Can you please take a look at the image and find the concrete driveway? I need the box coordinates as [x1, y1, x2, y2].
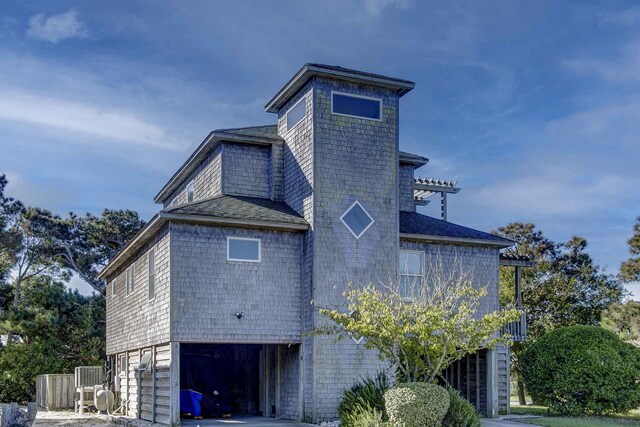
[181, 415, 314, 426]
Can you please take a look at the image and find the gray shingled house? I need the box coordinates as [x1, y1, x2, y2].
[99, 64, 526, 426]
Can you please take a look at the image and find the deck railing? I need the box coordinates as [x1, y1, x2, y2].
[501, 307, 527, 342]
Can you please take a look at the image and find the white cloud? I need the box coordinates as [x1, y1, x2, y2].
[599, 6, 640, 26]
[68, 274, 96, 296]
[470, 169, 634, 217]
[564, 39, 640, 83]
[546, 101, 640, 148]
[0, 90, 183, 150]
[26, 9, 88, 44]
[362, 0, 411, 17]
[626, 282, 640, 301]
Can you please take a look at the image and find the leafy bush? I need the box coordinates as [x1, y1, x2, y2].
[522, 325, 640, 416]
[384, 382, 450, 427]
[339, 372, 390, 427]
[442, 389, 480, 427]
[350, 407, 388, 427]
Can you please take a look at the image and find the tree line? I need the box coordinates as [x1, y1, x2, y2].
[0, 174, 144, 402]
[493, 222, 640, 404]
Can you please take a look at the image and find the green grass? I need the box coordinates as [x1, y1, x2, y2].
[518, 417, 640, 427]
[510, 405, 549, 416]
[510, 406, 640, 427]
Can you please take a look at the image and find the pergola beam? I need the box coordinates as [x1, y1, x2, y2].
[414, 183, 461, 194]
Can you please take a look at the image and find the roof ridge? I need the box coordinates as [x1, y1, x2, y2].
[163, 193, 227, 212]
[218, 124, 277, 132]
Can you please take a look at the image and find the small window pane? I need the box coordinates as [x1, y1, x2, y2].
[148, 249, 155, 300]
[341, 202, 374, 239]
[399, 276, 413, 298]
[126, 267, 134, 295]
[228, 238, 260, 262]
[187, 181, 195, 203]
[287, 99, 306, 130]
[332, 93, 381, 120]
[400, 252, 422, 275]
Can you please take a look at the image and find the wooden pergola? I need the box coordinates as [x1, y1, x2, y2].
[413, 177, 460, 221]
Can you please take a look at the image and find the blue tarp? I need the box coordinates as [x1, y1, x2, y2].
[180, 389, 203, 417]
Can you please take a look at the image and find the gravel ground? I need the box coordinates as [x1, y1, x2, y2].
[34, 410, 114, 427]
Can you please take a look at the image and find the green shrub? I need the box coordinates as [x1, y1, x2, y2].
[350, 407, 389, 427]
[442, 389, 480, 427]
[339, 372, 390, 427]
[384, 382, 450, 427]
[522, 325, 640, 416]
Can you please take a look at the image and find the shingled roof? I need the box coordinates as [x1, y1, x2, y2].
[265, 63, 415, 112]
[400, 211, 513, 247]
[99, 196, 308, 280]
[218, 125, 281, 141]
[164, 195, 307, 226]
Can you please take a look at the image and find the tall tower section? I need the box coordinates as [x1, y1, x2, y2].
[266, 64, 415, 421]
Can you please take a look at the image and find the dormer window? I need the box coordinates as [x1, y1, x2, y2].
[286, 97, 306, 131]
[187, 181, 195, 203]
[331, 91, 381, 121]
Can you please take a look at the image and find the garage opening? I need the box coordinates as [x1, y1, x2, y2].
[180, 343, 301, 421]
[181, 343, 263, 419]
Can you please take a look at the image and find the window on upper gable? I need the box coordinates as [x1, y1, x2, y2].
[286, 97, 306, 131]
[227, 237, 261, 262]
[126, 266, 134, 295]
[340, 201, 374, 239]
[148, 248, 155, 301]
[187, 181, 195, 203]
[399, 250, 424, 299]
[331, 91, 382, 121]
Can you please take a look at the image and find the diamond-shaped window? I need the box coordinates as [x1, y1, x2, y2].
[340, 201, 374, 239]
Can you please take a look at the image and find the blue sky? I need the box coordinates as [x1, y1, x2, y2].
[0, 1, 638, 298]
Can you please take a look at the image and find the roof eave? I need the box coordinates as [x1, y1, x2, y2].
[399, 152, 429, 168]
[98, 214, 164, 280]
[265, 64, 416, 113]
[98, 212, 309, 280]
[153, 130, 283, 204]
[159, 212, 309, 231]
[400, 232, 514, 248]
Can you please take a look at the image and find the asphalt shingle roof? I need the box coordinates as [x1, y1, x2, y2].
[218, 125, 281, 141]
[164, 195, 308, 226]
[400, 211, 513, 244]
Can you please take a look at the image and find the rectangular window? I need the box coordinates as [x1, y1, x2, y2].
[227, 237, 261, 262]
[187, 181, 195, 203]
[126, 266, 134, 295]
[148, 248, 155, 301]
[111, 279, 116, 297]
[119, 354, 127, 374]
[331, 91, 382, 120]
[399, 250, 424, 299]
[286, 97, 306, 131]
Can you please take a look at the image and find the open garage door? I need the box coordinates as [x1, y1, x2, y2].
[180, 343, 300, 421]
